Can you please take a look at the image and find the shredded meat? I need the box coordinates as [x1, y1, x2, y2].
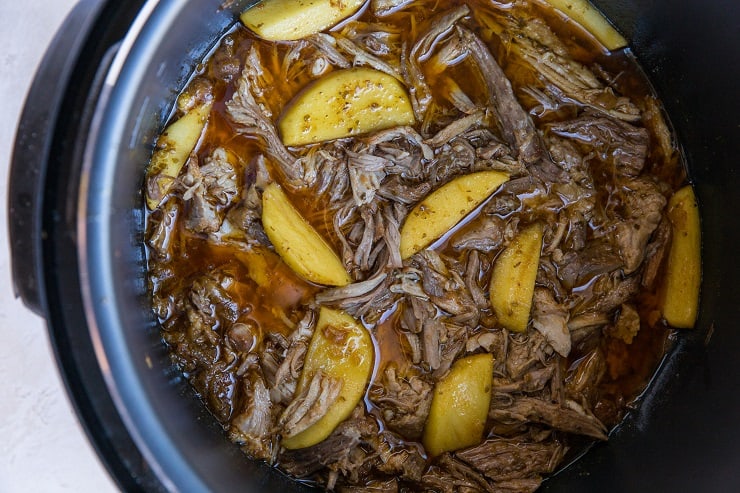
[230, 373, 272, 460]
[369, 364, 432, 439]
[456, 437, 564, 484]
[146, 1, 688, 491]
[457, 26, 543, 166]
[531, 288, 571, 357]
[490, 396, 608, 440]
[279, 370, 343, 439]
[548, 112, 650, 177]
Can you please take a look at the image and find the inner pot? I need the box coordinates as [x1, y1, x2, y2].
[75, 0, 740, 491]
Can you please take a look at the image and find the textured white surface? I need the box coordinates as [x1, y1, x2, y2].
[0, 1, 118, 492]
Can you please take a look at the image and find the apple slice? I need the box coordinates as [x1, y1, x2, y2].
[240, 0, 366, 42]
[489, 223, 543, 333]
[261, 183, 351, 286]
[279, 67, 415, 146]
[400, 171, 510, 259]
[423, 353, 494, 457]
[661, 185, 701, 328]
[543, 0, 627, 50]
[145, 102, 212, 210]
[281, 307, 374, 449]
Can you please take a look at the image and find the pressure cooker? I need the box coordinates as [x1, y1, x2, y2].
[8, 0, 740, 491]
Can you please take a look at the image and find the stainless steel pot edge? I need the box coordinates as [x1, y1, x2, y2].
[78, 1, 201, 491]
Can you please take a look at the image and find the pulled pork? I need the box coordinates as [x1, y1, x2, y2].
[146, 0, 685, 492]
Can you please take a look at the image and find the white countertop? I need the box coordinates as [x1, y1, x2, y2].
[0, 1, 118, 491]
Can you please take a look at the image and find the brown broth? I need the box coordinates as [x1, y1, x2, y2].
[147, 0, 688, 488]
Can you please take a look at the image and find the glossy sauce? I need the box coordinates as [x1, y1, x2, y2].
[147, 0, 686, 484]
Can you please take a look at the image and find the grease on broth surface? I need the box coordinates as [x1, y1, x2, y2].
[145, 0, 698, 490]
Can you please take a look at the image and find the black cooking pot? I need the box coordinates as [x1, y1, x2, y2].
[8, 0, 740, 491]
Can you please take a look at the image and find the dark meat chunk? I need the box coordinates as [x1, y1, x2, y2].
[430, 138, 478, 184]
[464, 250, 489, 310]
[484, 175, 547, 217]
[574, 272, 641, 316]
[434, 323, 468, 378]
[262, 311, 315, 406]
[451, 215, 506, 253]
[531, 288, 571, 357]
[339, 479, 398, 493]
[497, 16, 641, 122]
[423, 454, 496, 493]
[566, 347, 607, 406]
[375, 431, 427, 481]
[458, 26, 543, 166]
[613, 178, 667, 273]
[548, 112, 650, 177]
[230, 372, 273, 460]
[547, 136, 593, 188]
[505, 330, 549, 380]
[182, 148, 238, 234]
[377, 175, 432, 204]
[218, 154, 271, 246]
[189, 273, 240, 325]
[493, 365, 555, 394]
[369, 364, 432, 439]
[315, 271, 396, 323]
[181, 157, 219, 234]
[280, 413, 375, 481]
[405, 5, 470, 121]
[346, 151, 387, 207]
[146, 199, 179, 261]
[556, 240, 623, 290]
[490, 396, 608, 440]
[641, 216, 672, 288]
[455, 437, 564, 483]
[280, 408, 426, 486]
[418, 251, 478, 324]
[194, 358, 239, 423]
[226, 321, 259, 353]
[426, 110, 486, 148]
[210, 34, 243, 82]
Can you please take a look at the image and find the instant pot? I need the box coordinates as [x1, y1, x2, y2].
[8, 0, 740, 491]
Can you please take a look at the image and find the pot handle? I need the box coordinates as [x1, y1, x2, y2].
[8, 0, 107, 315]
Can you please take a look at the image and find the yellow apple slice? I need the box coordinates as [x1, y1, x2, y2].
[489, 223, 543, 333]
[423, 353, 494, 457]
[282, 307, 374, 449]
[661, 185, 701, 328]
[145, 102, 212, 210]
[262, 183, 351, 286]
[240, 0, 366, 42]
[543, 0, 627, 50]
[399, 171, 510, 259]
[279, 67, 415, 146]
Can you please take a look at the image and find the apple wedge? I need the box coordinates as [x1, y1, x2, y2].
[281, 307, 374, 449]
[423, 353, 494, 457]
[145, 102, 212, 210]
[399, 171, 510, 259]
[489, 223, 543, 333]
[240, 0, 365, 42]
[543, 0, 627, 50]
[279, 67, 415, 146]
[661, 185, 701, 328]
[262, 183, 352, 286]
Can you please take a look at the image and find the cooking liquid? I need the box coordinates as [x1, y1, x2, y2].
[147, 0, 686, 484]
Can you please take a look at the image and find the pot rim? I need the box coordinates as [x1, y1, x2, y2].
[78, 1, 210, 491]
